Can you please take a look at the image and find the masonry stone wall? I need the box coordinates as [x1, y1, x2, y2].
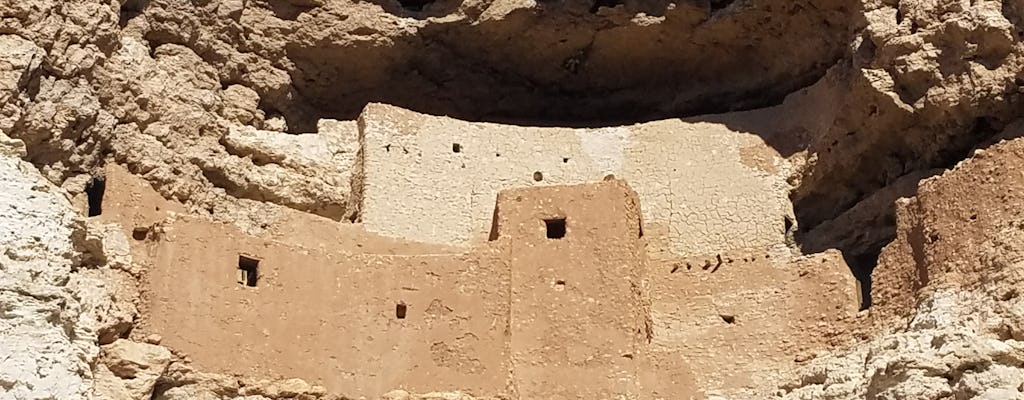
[357, 103, 792, 257]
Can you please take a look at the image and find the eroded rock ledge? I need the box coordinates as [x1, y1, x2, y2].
[4, 0, 1024, 399]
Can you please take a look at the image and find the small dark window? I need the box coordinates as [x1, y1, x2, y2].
[545, 218, 566, 239]
[85, 176, 106, 217]
[719, 314, 736, 324]
[452, 143, 462, 153]
[131, 227, 148, 241]
[562, 157, 570, 163]
[238, 256, 259, 287]
[396, 302, 407, 319]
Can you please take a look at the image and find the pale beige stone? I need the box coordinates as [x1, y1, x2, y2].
[95, 340, 173, 400]
[359, 103, 791, 257]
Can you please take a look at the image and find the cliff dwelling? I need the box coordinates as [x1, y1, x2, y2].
[6, 1, 1024, 399]
[86, 106, 858, 399]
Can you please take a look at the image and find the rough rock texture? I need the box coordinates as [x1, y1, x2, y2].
[789, 0, 1024, 264]
[781, 289, 1024, 400]
[781, 137, 1024, 400]
[201, 121, 359, 220]
[5, 0, 1024, 398]
[0, 0, 847, 233]
[93, 340, 173, 400]
[0, 0, 1019, 253]
[0, 134, 91, 399]
[0, 134, 142, 400]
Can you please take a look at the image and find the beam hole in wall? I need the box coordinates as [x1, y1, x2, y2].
[237, 255, 259, 287]
[85, 176, 106, 217]
[719, 314, 736, 324]
[563, 157, 570, 163]
[132, 227, 148, 241]
[396, 302, 408, 319]
[452, 143, 462, 153]
[533, 171, 544, 182]
[554, 279, 566, 291]
[545, 218, 567, 239]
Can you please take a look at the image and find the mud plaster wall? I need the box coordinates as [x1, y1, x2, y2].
[118, 171, 859, 398]
[358, 104, 793, 257]
[142, 218, 510, 396]
[498, 181, 649, 399]
[138, 180, 652, 398]
[646, 250, 859, 396]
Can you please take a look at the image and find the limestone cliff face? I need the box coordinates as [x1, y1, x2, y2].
[3, 0, 1024, 399]
[782, 139, 1024, 400]
[0, 133, 141, 400]
[0, 135, 93, 399]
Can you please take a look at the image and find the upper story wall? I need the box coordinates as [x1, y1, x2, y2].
[357, 103, 793, 257]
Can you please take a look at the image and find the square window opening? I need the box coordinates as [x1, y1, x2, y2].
[545, 218, 567, 239]
[238, 255, 259, 287]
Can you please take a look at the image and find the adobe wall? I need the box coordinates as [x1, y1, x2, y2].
[129, 176, 658, 398]
[357, 103, 793, 257]
[139, 216, 511, 396]
[101, 163, 857, 399]
[646, 249, 859, 396]
[496, 180, 650, 398]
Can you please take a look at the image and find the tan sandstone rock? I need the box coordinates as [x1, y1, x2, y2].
[93, 340, 173, 400]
